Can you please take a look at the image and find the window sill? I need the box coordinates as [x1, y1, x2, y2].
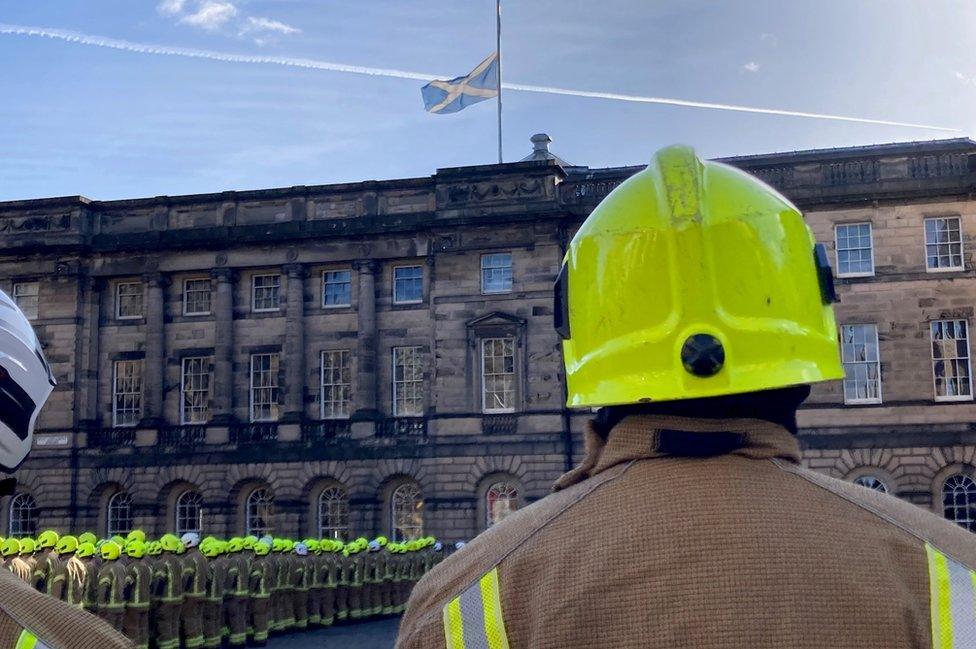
[842, 399, 882, 406]
[836, 272, 875, 279]
[934, 396, 974, 403]
[925, 267, 966, 274]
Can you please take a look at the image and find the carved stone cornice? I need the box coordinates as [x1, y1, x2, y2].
[352, 259, 380, 275]
[210, 267, 237, 283]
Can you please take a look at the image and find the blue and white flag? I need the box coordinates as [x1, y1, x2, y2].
[421, 53, 499, 114]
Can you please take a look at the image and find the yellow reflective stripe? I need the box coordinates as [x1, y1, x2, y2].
[928, 543, 954, 649]
[443, 597, 465, 649]
[14, 630, 37, 649]
[442, 567, 509, 649]
[925, 542, 976, 649]
[479, 568, 510, 649]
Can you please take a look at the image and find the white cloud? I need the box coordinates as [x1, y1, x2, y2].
[179, 1, 238, 31]
[955, 71, 974, 85]
[760, 32, 778, 47]
[240, 16, 301, 37]
[157, 0, 187, 16]
[742, 61, 760, 73]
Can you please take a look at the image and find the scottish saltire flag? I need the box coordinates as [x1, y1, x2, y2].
[422, 53, 499, 114]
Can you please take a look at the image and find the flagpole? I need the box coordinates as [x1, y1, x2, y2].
[496, 0, 503, 164]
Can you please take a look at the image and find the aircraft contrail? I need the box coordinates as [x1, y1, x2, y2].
[0, 23, 961, 133]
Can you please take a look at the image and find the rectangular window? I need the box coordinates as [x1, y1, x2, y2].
[321, 350, 352, 419]
[834, 223, 874, 277]
[925, 216, 964, 271]
[116, 282, 143, 319]
[113, 359, 142, 427]
[481, 253, 513, 294]
[182, 278, 212, 316]
[840, 324, 881, 404]
[181, 356, 212, 424]
[393, 266, 423, 304]
[12, 282, 39, 320]
[482, 337, 516, 412]
[392, 346, 423, 416]
[249, 353, 280, 421]
[252, 274, 281, 312]
[323, 270, 352, 308]
[932, 320, 973, 401]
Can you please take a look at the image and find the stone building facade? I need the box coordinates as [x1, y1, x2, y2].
[2, 136, 976, 542]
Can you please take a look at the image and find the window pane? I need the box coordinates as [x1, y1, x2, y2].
[931, 320, 972, 399]
[481, 253, 513, 293]
[482, 338, 516, 412]
[113, 360, 143, 427]
[8, 494, 37, 537]
[318, 485, 349, 540]
[252, 274, 281, 311]
[393, 266, 423, 303]
[246, 488, 274, 537]
[925, 217, 964, 270]
[107, 492, 133, 537]
[321, 350, 351, 418]
[853, 476, 888, 493]
[183, 279, 212, 315]
[834, 224, 874, 276]
[486, 482, 518, 527]
[116, 282, 143, 319]
[840, 324, 881, 403]
[181, 357, 212, 424]
[391, 483, 423, 542]
[12, 282, 39, 320]
[323, 270, 352, 307]
[393, 347, 424, 416]
[943, 474, 976, 532]
[250, 354, 280, 421]
[175, 490, 203, 536]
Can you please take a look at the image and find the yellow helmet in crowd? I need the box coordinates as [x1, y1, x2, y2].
[555, 144, 844, 407]
[124, 540, 145, 559]
[159, 534, 182, 553]
[146, 541, 163, 556]
[1, 538, 19, 557]
[76, 542, 96, 558]
[101, 541, 121, 561]
[36, 530, 59, 549]
[78, 532, 97, 546]
[55, 535, 78, 555]
[19, 538, 35, 555]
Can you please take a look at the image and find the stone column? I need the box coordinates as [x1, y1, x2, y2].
[142, 272, 166, 426]
[283, 263, 306, 422]
[352, 260, 379, 418]
[210, 268, 236, 424]
[79, 276, 103, 428]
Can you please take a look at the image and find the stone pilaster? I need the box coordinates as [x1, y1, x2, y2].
[210, 268, 236, 424]
[78, 276, 102, 428]
[353, 260, 379, 419]
[283, 263, 306, 422]
[142, 272, 166, 426]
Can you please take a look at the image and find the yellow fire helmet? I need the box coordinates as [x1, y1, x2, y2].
[36, 530, 59, 549]
[253, 541, 270, 556]
[126, 530, 146, 544]
[101, 541, 122, 561]
[78, 532, 97, 546]
[556, 144, 844, 407]
[1, 538, 19, 557]
[146, 541, 163, 556]
[18, 538, 35, 555]
[75, 542, 96, 559]
[201, 542, 220, 559]
[55, 535, 78, 555]
[124, 540, 145, 559]
[159, 533, 183, 553]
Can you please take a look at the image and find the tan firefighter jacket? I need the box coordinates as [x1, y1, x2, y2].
[397, 415, 976, 649]
[0, 564, 132, 649]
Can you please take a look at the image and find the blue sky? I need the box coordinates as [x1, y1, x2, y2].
[1, 1, 975, 201]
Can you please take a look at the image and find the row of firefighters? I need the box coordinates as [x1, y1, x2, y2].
[0, 529, 449, 649]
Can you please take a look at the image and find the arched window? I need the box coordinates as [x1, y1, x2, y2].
[246, 488, 275, 537]
[390, 482, 423, 542]
[943, 474, 976, 531]
[318, 485, 349, 540]
[8, 494, 37, 537]
[175, 490, 203, 536]
[853, 475, 888, 494]
[486, 481, 519, 527]
[106, 492, 133, 537]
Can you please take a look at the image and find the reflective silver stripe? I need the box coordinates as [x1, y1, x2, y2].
[948, 555, 976, 647]
[457, 579, 488, 649]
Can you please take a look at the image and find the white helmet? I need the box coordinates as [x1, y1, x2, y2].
[0, 290, 54, 472]
[180, 532, 201, 549]
[294, 542, 308, 556]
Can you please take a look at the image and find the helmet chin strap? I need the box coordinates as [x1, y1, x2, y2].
[0, 477, 15, 497]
